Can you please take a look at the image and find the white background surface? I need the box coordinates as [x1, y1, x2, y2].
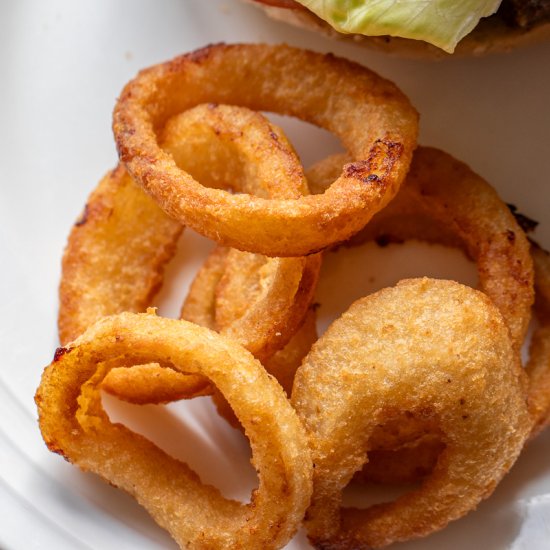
[1, 1, 550, 548]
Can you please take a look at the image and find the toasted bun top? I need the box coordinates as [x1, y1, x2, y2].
[250, 1, 550, 58]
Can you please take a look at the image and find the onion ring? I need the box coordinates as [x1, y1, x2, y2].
[212, 249, 320, 361]
[112, 43, 418, 256]
[357, 246, 548, 485]
[292, 278, 530, 548]
[36, 311, 313, 550]
[60, 105, 319, 363]
[58, 164, 182, 345]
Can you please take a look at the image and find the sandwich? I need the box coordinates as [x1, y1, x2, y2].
[248, 0, 550, 57]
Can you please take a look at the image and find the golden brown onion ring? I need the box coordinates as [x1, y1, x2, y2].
[113, 43, 418, 256]
[360, 254, 550, 483]
[60, 105, 319, 361]
[213, 249, 321, 361]
[58, 164, 182, 345]
[36, 312, 313, 550]
[356, 247, 548, 486]
[292, 278, 530, 549]
[183, 246, 318, 362]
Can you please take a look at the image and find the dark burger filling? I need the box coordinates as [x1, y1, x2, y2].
[500, 0, 550, 29]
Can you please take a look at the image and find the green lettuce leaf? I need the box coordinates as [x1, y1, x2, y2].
[298, 0, 503, 52]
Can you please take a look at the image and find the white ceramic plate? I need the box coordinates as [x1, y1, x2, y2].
[1, 1, 550, 548]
